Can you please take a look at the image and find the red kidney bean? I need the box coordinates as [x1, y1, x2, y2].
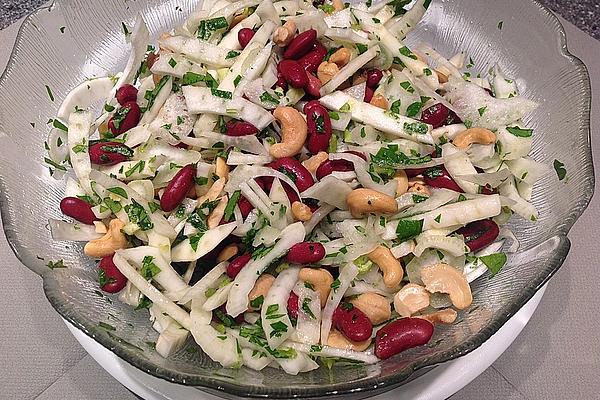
[226, 120, 259, 136]
[98, 255, 128, 293]
[332, 303, 373, 342]
[108, 101, 141, 136]
[275, 72, 288, 91]
[480, 184, 498, 195]
[315, 159, 354, 180]
[287, 292, 299, 319]
[305, 72, 322, 98]
[364, 86, 375, 103]
[423, 166, 464, 192]
[456, 219, 500, 252]
[161, 164, 196, 212]
[116, 84, 138, 106]
[345, 150, 367, 161]
[283, 29, 317, 59]
[60, 197, 97, 225]
[420, 103, 463, 129]
[226, 252, 252, 279]
[375, 318, 434, 359]
[304, 100, 332, 153]
[297, 42, 327, 73]
[267, 158, 315, 192]
[286, 242, 326, 264]
[238, 28, 255, 49]
[89, 141, 133, 165]
[366, 69, 383, 88]
[404, 168, 428, 178]
[236, 178, 266, 218]
[278, 59, 309, 89]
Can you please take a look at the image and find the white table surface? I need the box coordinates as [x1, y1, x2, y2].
[0, 11, 599, 400]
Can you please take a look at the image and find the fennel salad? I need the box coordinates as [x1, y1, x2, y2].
[44, 0, 548, 374]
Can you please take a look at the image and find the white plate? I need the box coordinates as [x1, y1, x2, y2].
[65, 285, 546, 400]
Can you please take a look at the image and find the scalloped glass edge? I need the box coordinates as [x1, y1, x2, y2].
[0, 0, 594, 398]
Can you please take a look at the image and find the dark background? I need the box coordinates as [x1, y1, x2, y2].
[0, 0, 599, 40]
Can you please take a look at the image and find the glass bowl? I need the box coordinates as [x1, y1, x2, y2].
[0, 0, 593, 398]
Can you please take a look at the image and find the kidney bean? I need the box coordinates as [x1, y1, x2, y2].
[161, 164, 196, 212]
[366, 69, 383, 88]
[60, 197, 97, 225]
[345, 150, 367, 161]
[275, 72, 288, 91]
[315, 159, 353, 180]
[278, 59, 309, 89]
[332, 303, 373, 342]
[297, 42, 327, 73]
[116, 84, 138, 106]
[480, 184, 498, 195]
[420, 103, 463, 129]
[283, 29, 317, 59]
[238, 28, 255, 49]
[287, 292, 299, 319]
[456, 219, 500, 252]
[226, 252, 252, 279]
[268, 158, 315, 192]
[375, 318, 434, 359]
[98, 255, 128, 293]
[304, 100, 332, 153]
[305, 73, 322, 98]
[108, 101, 141, 136]
[89, 141, 133, 165]
[423, 166, 464, 192]
[404, 168, 428, 178]
[286, 242, 326, 264]
[226, 120, 259, 136]
[364, 86, 375, 103]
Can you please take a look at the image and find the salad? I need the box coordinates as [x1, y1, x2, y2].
[45, 0, 547, 374]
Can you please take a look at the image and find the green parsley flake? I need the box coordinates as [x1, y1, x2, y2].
[479, 252, 507, 276]
[396, 219, 424, 241]
[553, 159, 567, 181]
[107, 187, 128, 199]
[506, 126, 533, 138]
[45, 85, 55, 102]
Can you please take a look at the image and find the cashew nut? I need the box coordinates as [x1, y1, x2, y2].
[408, 182, 431, 196]
[270, 107, 308, 158]
[453, 128, 496, 149]
[393, 283, 430, 317]
[369, 94, 389, 110]
[415, 308, 458, 325]
[197, 176, 226, 205]
[317, 61, 339, 84]
[207, 195, 228, 229]
[292, 201, 313, 222]
[327, 329, 371, 351]
[298, 267, 334, 307]
[394, 170, 409, 196]
[329, 48, 351, 68]
[248, 274, 275, 311]
[272, 20, 297, 47]
[346, 188, 398, 218]
[436, 70, 449, 84]
[349, 292, 391, 325]
[84, 218, 129, 258]
[94, 221, 107, 234]
[332, 0, 345, 11]
[217, 243, 239, 262]
[420, 263, 473, 310]
[230, 13, 246, 29]
[215, 157, 229, 180]
[302, 151, 329, 174]
[367, 245, 404, 288]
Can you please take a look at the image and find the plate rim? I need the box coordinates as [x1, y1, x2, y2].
[0, 0, 594, 398]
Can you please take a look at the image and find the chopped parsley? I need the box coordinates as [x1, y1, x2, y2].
[301, 298, 316, 319]
[44, 85, 55, 102]
[107, 187, 128, 199]
[140, 256, 161, 280]
[399, 46, 417, 60]
[211, 88, 233, 99]
[506, 126, 533, 138]
[356, 43, 368, 55]
[223, 190, 241, 222]
[479, 252, 507, 276]
[250, 295, 264, 309]
[396, 219, 423, 241]
[553, 159, 567, 181]
[260, 91, 280, 105]
[478, 106, 487, 116]
[46, 259, 66, 270]
[168, 57, 177, 68]
[226, 50, 241, 59]
[125, 199, 153, 230]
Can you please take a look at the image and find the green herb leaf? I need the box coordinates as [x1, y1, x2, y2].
[396, 219, 423, 241]
[388, 0, 412, 17]
[330, 278, 341, 292]
[355, 43, 368, 55]
[226, 50, 241, 59]
[47, 259, 66, 270]
[497, 20, 504, 30]
[250, 295, 264, 309]
[140, 256, 161, 280]
[478, 106, 487, 116]
[399, 46, 417, 60]
[406, 101, 422, 118]
[339, 102, 351, 112]
[269, 321, 288, 338]
[224, 190, 241, 222]
[259, 91, 280, 105]
[479, 252, 507, 276]
[301, 298, 316, 319]
[506, 126, 533, 138]
[553, 159, 567, 181]
[107, 187, 128, 199]
[124, 160, 145, 178]
[45, 85, 55, 102]
[168, 57, 177, 68]
[125, 199, 153, 230]
[211, 88, 233, 99]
